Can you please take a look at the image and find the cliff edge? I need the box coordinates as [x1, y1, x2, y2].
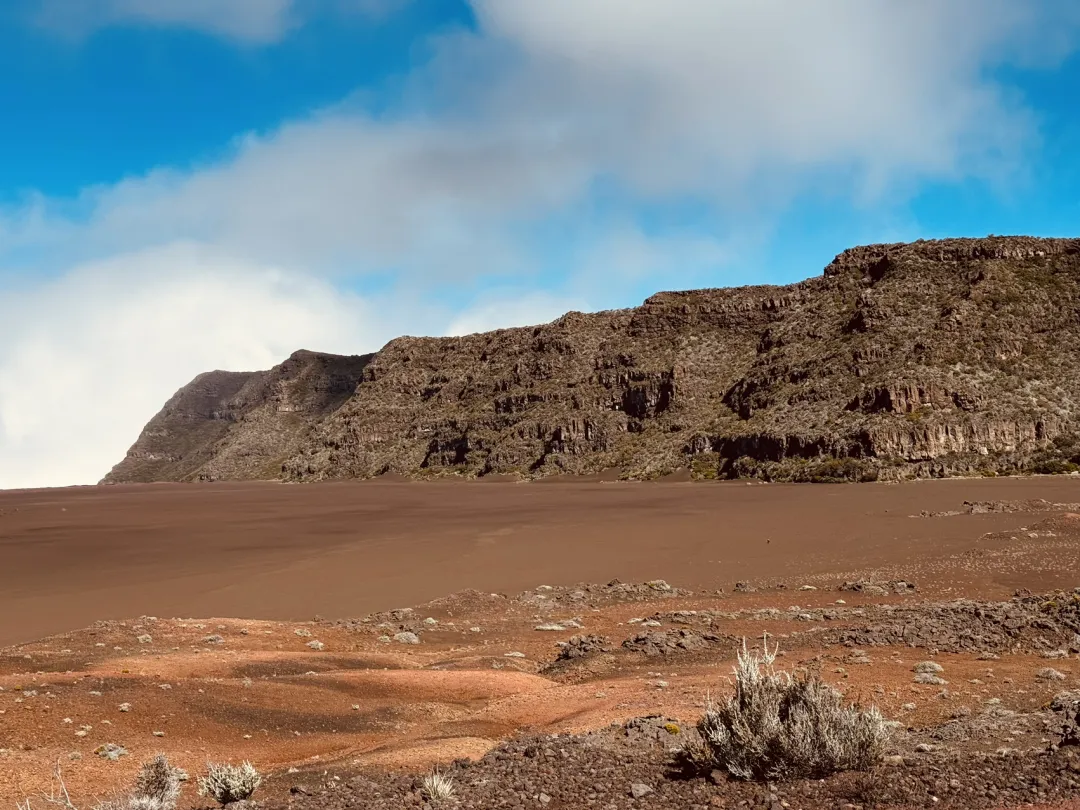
[106, 237, 1080, 483]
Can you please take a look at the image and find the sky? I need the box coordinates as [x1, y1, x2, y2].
[1, 1, 1080, 489]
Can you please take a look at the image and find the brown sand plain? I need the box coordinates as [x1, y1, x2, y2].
[3, 477, 1080, 808]
[3, 476, 1080, 648]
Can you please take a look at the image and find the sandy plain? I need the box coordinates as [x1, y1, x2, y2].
[2, 476, 1080, 808]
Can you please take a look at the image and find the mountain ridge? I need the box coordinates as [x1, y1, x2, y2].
[104, 236, 1080, 484]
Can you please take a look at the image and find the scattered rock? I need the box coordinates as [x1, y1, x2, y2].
[630, 782, 653, 799]
[1057, 697, 1080, 746]
[622, 629, 732, 657]
[94, 743, 127, 761]
[840, 580, 916, 595]
[915, 673, 948, 685]
[555, 635, 612, 661]
[1038, 667, 1067, 681]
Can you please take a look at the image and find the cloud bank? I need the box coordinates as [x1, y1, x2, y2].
[3, 0, 1079, 488]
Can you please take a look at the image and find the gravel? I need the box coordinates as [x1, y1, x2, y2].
[834, 589, 1080, 655]
[622, 629, 735, 657]
[264, 717, 1080, 810]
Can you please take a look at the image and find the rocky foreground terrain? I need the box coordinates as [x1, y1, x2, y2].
[5, 505, 1080, 809]
[105, 236, 1080, 484]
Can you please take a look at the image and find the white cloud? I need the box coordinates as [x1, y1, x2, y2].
[4, 1, 1080, 488]
[56, 115, 593, 277]
[0, 243, 412, 489]
[34, 0, 298, 42]
[444, 292, 588, 337]
[12, 0, 1074, 273]
[572, 227, 733, 293]
[471, 0, 1056, 196]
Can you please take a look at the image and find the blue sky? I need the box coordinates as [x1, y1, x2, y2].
[1, 0, 1079, 488]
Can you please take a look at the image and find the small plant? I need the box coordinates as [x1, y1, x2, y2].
[197, 761, 262, 805]
[17, 756, 186, 810]
[15, 760, 77, 810]
[687, 635, 889, 781]
[131, 755, 185, 809]
[420, 769, 455, 803]
[831, 769, 898, 808]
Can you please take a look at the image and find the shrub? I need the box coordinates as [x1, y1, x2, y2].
[130, 755, 185, 809]
[1032, 459, 1080, 475]
[690, 453, 720, 480]
[689, 636, 889, 781]
[792, 457, 879, 484]
[17, 756, 186, 810]
[197, 761, 262, 805]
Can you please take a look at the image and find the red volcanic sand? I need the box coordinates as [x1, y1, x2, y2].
[2, 477, 1080, 807]
[2, 476, 1080, 647]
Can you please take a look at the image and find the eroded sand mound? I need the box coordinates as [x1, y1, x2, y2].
[4, 576, 1080, 809]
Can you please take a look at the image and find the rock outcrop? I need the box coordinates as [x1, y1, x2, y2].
[106, 236, 1080, 483]
[103, 350, 372, 483]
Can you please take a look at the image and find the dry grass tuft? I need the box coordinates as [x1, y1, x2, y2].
[420, 769, 455, 803]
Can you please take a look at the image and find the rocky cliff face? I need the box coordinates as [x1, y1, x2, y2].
[107, 237, 1080, 484]
[102, 350, 372, 483]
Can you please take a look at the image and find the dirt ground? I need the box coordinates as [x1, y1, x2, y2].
[4, 477, 1080, 648]
[2, 477, 1080, 808]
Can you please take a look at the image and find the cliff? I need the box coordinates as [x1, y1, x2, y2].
[103, 350, 372, 483]
[106, 236, 1080, 483]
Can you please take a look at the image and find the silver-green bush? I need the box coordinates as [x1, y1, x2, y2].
[690, 636, 889, 781]
[197, 761, 262, 805]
